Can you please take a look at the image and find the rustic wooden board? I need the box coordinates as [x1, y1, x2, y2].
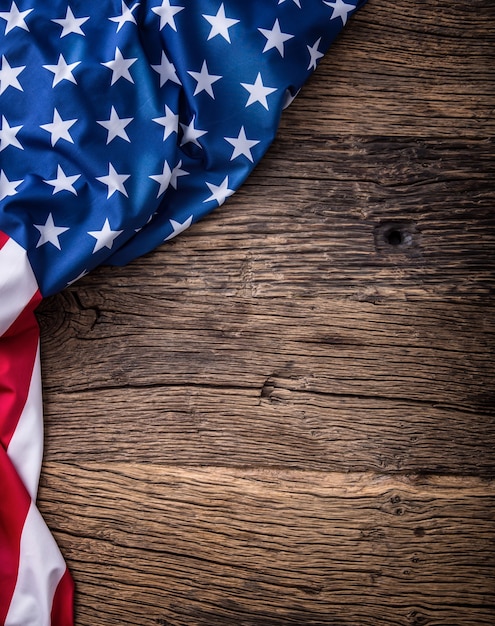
[39, 465, 495, 626]
[293, 0, 495, 138]
[36, 0, 495, 624]
[39, 295, 494, 475]
[37, 136, 495, 301]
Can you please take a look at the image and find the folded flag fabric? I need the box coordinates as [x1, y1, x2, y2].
[0, 0, 367, 623]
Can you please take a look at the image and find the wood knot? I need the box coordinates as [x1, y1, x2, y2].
[374, 220, 420, 255]
[407, 609, 429, 625]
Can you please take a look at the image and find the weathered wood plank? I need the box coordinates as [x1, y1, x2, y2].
[39, 295, 494, 474]
[37, 136, 495, 475]
[38, 464, 495, 626]
[295, 0, 495, 137]
[49, 136, 493, 300]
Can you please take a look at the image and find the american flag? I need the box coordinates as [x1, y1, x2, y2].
[0, 1, 366, 623]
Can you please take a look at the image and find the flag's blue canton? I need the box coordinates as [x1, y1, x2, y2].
[0, 0, 366, 296]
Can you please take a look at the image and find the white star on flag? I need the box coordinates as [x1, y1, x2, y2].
[202, 3, 239, 43]
[203, 176, 234, 206]
[151, 0, 184, 32]
[152, 105, 179, 140]
[187, 60, 222, 98]
[0, 115, 23, 152]
[0, 169, 23, 201]
[180, 115, 207, 147]
[0, 2, 33, 34]
[170, 160, 189, 189]
[149, 161, 172, 197]
[43, 165, 80, 195]
[278, 0, 301, 7]
[40, 109, 77, 146]
[241, 72, 277, 110]
[224, 126, 260, 162]
[88, 218, 123, 253]
[34, 213, 69, 249]
[164, 216, 193, 241]
[101, 47, 137, 85]
[307, 38, 324, 70]
[97, 106, 133, 144]
[43, 54, 81, 87]
[323, 0, 356, 26]
[51, 7, 89, 38]
[258, 19, 294, 57]
[96, 163, 130, 198]
[151, 51, 181, 86]
[0, 55, 25, 95]
[110, 1, 140, 32]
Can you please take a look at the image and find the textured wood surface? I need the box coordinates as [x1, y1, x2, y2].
[37, 1, 495, 624]
[40, 465, 494, 626]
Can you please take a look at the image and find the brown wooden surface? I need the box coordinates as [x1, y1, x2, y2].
[36, 1, 495, 625]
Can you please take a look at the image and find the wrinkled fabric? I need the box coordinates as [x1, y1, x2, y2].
[1, 0, 367, 296]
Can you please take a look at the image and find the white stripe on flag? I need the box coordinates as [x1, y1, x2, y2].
[6, 342, 43, 500]
[0, 237, 39, 336]
[4, 502, 67, 626]
[1, 233, 71, 624]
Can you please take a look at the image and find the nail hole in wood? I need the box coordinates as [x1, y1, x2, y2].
[386, 228, 403, 246]
[374, 220, 419, 255]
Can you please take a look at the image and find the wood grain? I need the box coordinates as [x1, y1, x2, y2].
[291, 0, 495, 138]
[35, 0, 495, 624]
[39, 295, 494, 475]
[40, 136, 494, 301]
[39, 465, 495, 626]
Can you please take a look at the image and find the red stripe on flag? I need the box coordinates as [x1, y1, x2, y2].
[0, 291, 42, 449]
[50, 568, 75, 626]
[0, 230, 9, 251]
[0, 243, 46, 621]
[0, 448, 31, 625]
